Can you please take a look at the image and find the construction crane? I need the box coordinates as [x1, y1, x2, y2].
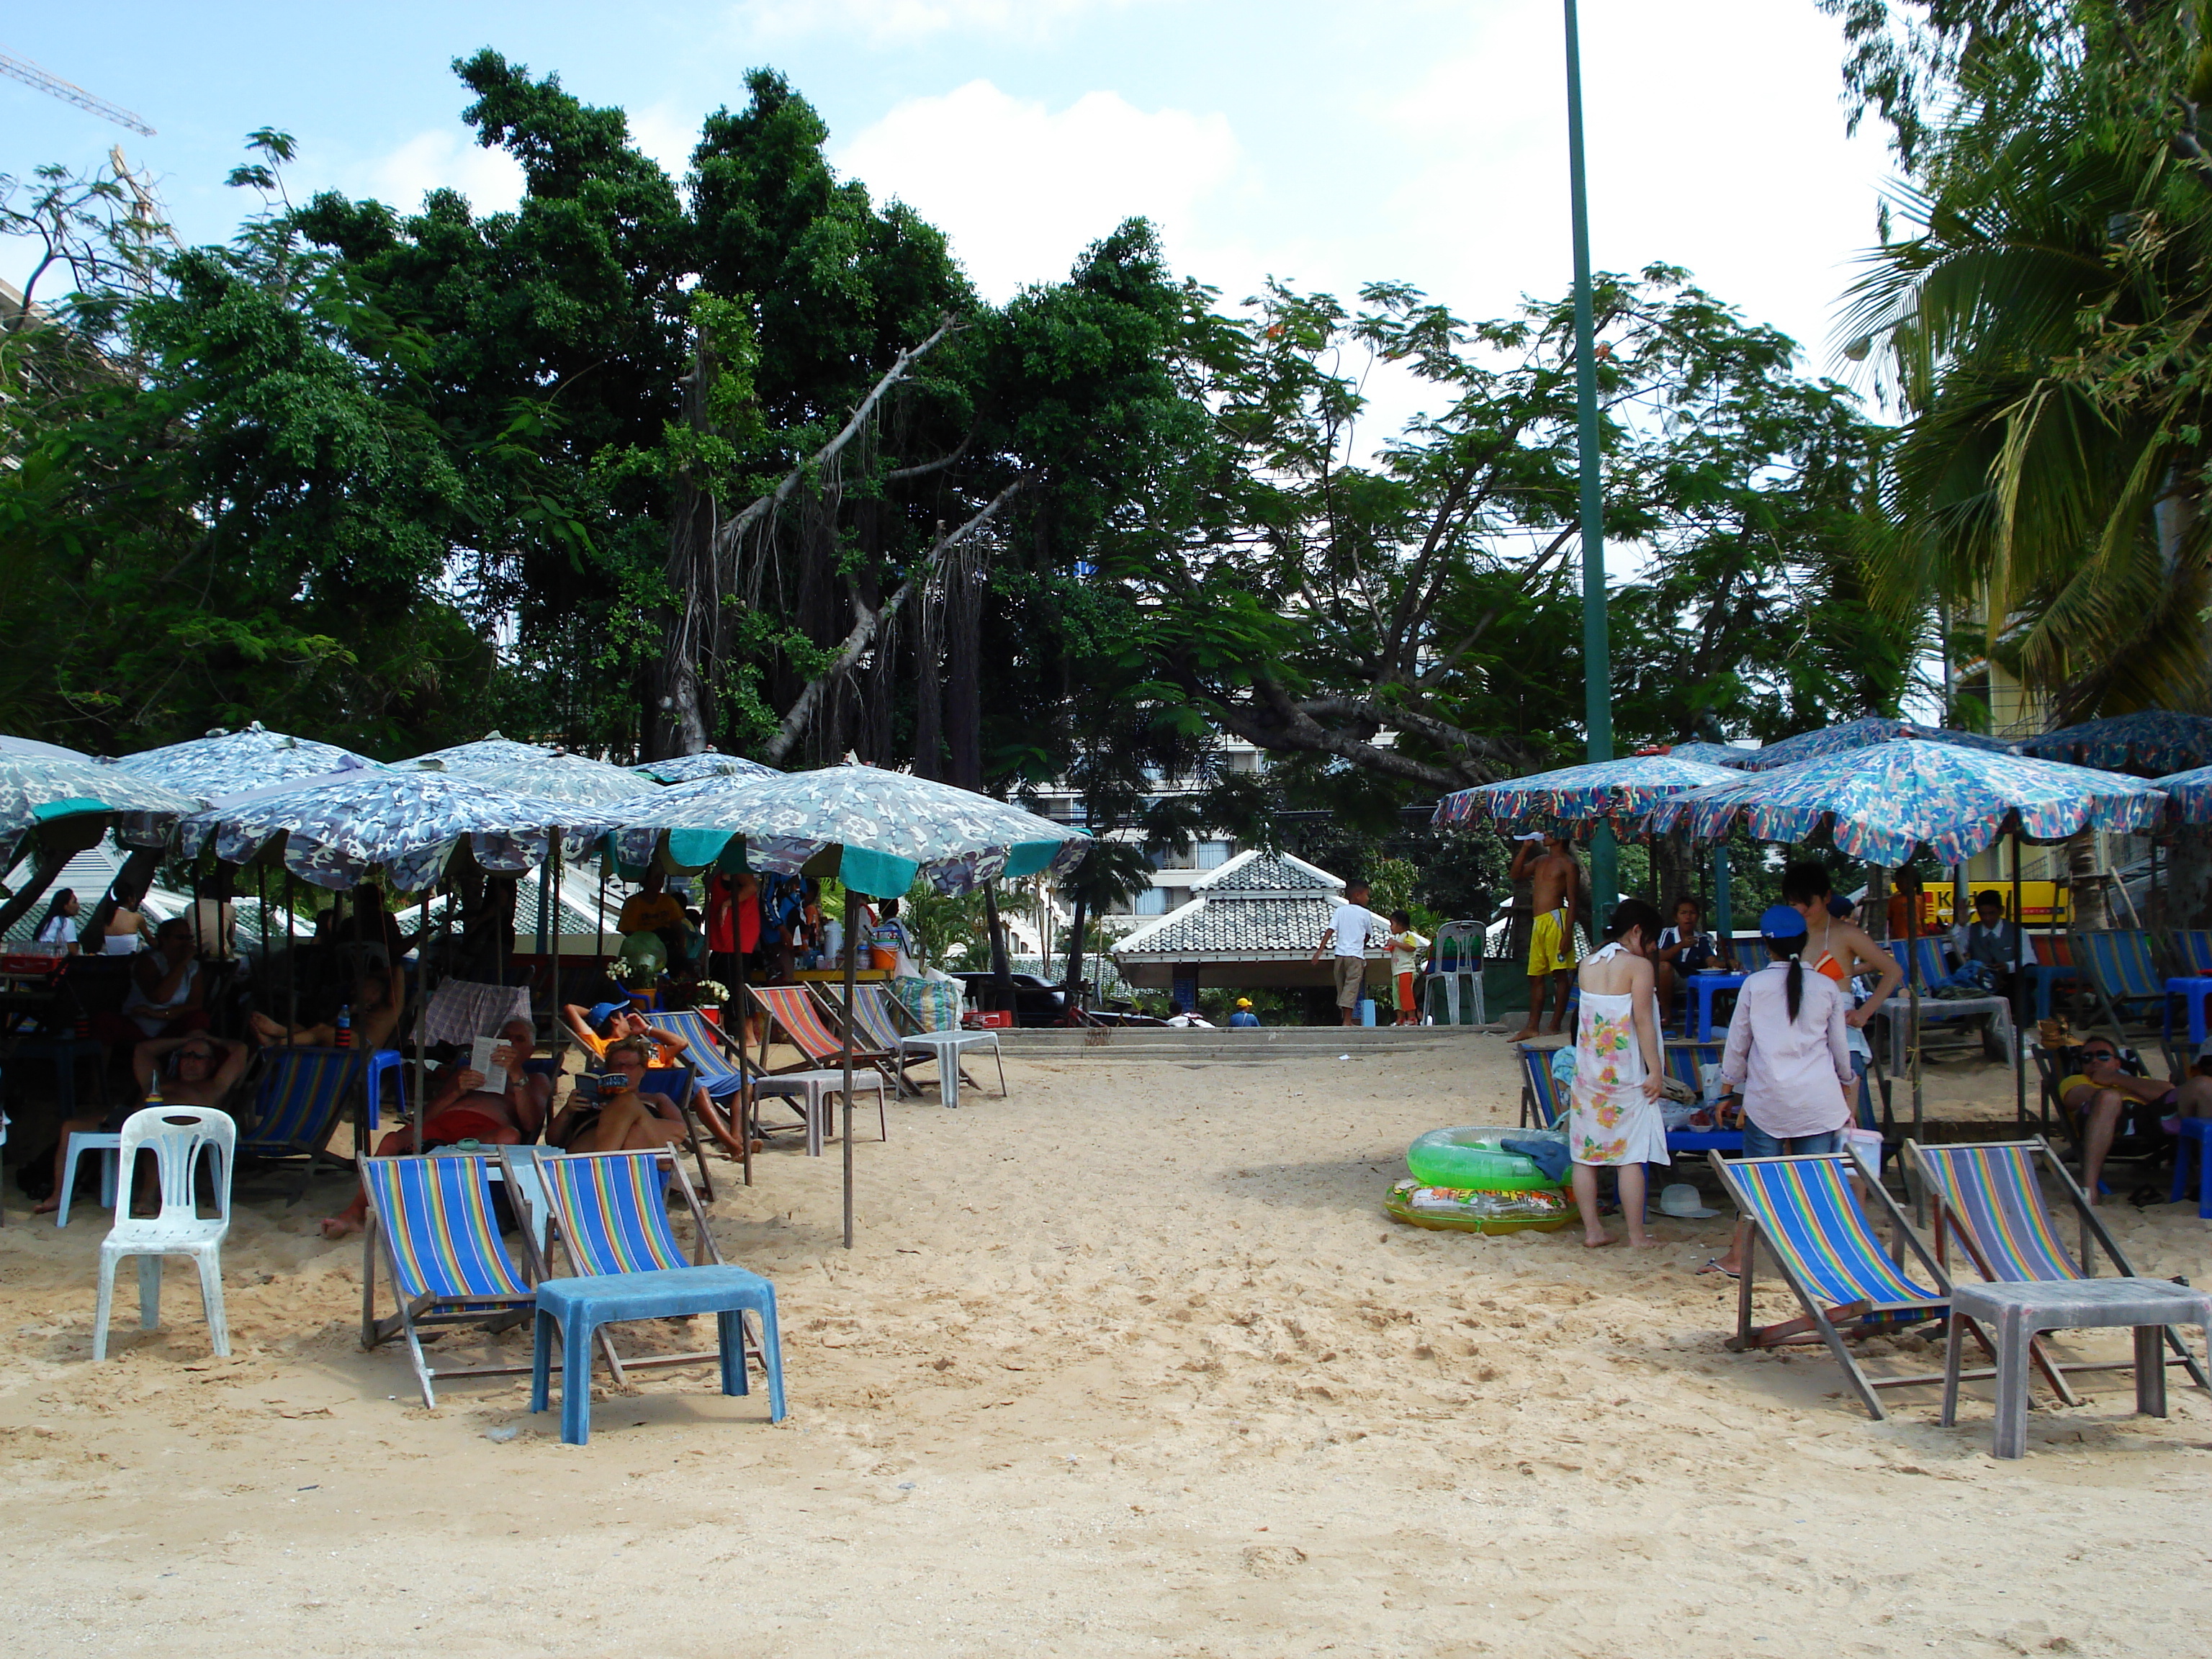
[0, 46, 154, 137]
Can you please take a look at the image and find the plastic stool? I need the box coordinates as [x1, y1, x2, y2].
[58, 1131, 122, 1228]
[364, 1049, 404, 1121]
[2171, 1118, 2212, 1220]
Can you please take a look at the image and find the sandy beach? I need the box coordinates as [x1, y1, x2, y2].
[2, 1033, 2206, 1658]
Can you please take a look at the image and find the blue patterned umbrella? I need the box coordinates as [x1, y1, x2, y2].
[1656, 741, 1758, 768]
[1434, 755, 1743, 830]
[0, 752, 202, 870]
[418, 752, 656, 808]
[0, 734, 91, 763]
[2149, 763, 2212, 825]
[600, 762, 1087, 896]
[176, 772, 613, 894]
[111, 721, 384, 804]
[1643, 739, 2164, 864]
[2018, 711, 2212, 776]
[1737, 716, 2013, 772]
[631, 750, 778, 784]
[401, 732, 560, 770]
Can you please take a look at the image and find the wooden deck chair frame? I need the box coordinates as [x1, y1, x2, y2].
[1711, 1151, 1973, 1421]
[235, 1044, 359, 1204]
[498, 1145, 765, 1388]
[1904, 1136, 2211, 1403]
[359, 1152, 539, 1408]
[747, 982, 904, 1096]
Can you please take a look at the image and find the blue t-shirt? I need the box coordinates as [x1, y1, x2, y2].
[1228, 1010, 1261, 1028]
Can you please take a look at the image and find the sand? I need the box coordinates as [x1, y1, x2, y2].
[1, 1035, 2206, 1658]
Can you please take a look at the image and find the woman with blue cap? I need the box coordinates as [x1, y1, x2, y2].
[1706, 904, 1858, 1276]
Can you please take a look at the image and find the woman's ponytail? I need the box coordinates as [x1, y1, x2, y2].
[1785, 956, 1803, 1024]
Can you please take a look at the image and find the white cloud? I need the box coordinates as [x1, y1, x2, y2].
[342, 129, 526, 217]
[627, 104, 702, 185]
[731, 0, 1157, 46]
[837, 80, 1244, 301]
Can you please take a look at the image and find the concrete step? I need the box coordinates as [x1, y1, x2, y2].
[997, 1025, 1506, 1062]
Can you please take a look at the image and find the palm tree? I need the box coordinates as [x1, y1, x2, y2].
[1053, 841, 1157, 1016]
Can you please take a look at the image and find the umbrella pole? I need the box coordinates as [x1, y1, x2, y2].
[2013, 830, 2027, 1127]
[548, 849, 564, 1122]
[842, 889, 859, 1250]
[413, 892, 429, 1155]
[285, 876, 298, 1046]
[1905, 873, 1923, 1147]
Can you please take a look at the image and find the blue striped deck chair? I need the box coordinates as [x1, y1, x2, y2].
[1905, 1138, 2211, 1402]
[238, 1045, 357, 1202]
[2074, 929, 2169, 1035]
[1661, 1042, 1745, 1156]
[359, 1154, 536, 1408]
[1516, 1045, 1565, 1128]
[1712, 1151, 1954, 1420]
[2174, 930, 2212, 976]
[646, 1010, 750, 1103]
[511, 1148, 785, 1436]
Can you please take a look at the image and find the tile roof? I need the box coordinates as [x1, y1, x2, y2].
[1191, 849, 1342, 896]
[1115, 849, 1353, 961]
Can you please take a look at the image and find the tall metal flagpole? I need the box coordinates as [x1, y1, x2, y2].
[1565, 0, 1617, 918]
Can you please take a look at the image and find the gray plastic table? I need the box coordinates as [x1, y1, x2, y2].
[1942, 1278, 2212, 1458]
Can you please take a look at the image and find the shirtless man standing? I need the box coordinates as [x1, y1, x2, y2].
[1509, 832, 1581, 1040]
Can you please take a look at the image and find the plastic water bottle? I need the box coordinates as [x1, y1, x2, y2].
[144, 1074, 163, 1107]
[335, 1004, 351, 1049]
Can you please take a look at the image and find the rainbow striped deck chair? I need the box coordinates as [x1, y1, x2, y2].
[646, 1009, 752, 1102]
[1516, 1045, 1565, 1129]
[1660, 1042, 1745, 1156]
[819, 982, 1000, 1101]
[748, 983, 902, 1093]
[1905, 1138, 2211, 1403]
[510, 1147, 784, 1421]
[2074, 929, 2168, 1034]
[238, 1045, 358, 1202]
[1712, 1151, 1954, 1420]
[359, 1154, 535, 1408]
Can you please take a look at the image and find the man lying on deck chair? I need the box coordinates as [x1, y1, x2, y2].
[250, 963, 405, 1052]
[318, 1019, 547, 1239]
[560, 999, 756, 1160]
[37, 1033, 252, 1215]
[544, 1037, 691, 1154]
[2059, 1038, 2208, 1202]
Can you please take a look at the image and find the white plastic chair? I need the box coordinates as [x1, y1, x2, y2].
[92, 1107, 235, 1362]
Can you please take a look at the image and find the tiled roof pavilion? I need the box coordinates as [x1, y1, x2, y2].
[1111, 850, 1379, 992]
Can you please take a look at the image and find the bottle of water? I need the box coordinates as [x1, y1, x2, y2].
[336, 1004, 352, 1049]
[144, 1071, 163, 1107]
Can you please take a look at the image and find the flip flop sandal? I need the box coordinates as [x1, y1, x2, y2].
[1698, 1257, 1739, 1279]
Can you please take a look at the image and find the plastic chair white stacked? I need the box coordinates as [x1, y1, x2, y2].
[91, 1107, 235, 1362]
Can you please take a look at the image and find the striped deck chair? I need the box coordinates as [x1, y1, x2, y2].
[512, 1148, 785, 1438]
[1711, 1151, 1956, 1420]
[1905, 1138, 2211, 1405]
[802, 984, 920, 1099]
[2074, 929, 2169, 1035]
[647, 1009, 751, 1102]
[824, 982, 1005, 1103]
[1516, 1045, 1565, 1129]
[359, 1154, 536, 1408]
[748, 983, 903, 1094]
[2174, 930, 2212, 976]
[1894, 936, 2013, 1067]
[237, 1045, 357, 1202]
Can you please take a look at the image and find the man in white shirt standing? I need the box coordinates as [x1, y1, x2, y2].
[1311, 880, 1385, 1028]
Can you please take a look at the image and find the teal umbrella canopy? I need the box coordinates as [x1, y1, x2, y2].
[1645, 739, 2163, 865]
[601, 762, 1087, 897]
[1434, 755, 1743, 830]
[2019, 711, 2212, 776]
[631, 750, 778, 784]
[177, 771, 614, 894]
[0, 752, 202, 866]
[111, 721, 384, 804]
[1737, 716, 2011, 773]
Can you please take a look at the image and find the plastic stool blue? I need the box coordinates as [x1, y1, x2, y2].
[364, 1049, 404, 1121]
[2170, 1119, 2212, 1220]
[531, 1266, 786, 1445]
[57, 1131, 122, 1228]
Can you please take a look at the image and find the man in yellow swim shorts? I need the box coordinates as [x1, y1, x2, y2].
[1510, 832, 1580, 1040]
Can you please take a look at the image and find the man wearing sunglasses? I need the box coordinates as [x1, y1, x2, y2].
[36, 1033, 249, 1216]
[2059, 1040, 2182, 1201]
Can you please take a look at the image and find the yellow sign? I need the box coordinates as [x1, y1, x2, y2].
[1931, 882, 2071, 927]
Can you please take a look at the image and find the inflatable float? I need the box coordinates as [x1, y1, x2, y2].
[1385, 1125, 1573, 1235]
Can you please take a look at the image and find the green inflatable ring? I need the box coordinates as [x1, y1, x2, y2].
[1405, 1127, 1560, 1192]
[1383, 1178, 1573, 1235]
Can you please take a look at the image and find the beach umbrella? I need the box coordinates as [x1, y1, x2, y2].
[1654, 741, 1758, 768]
[400, 732, 560, 770]
[110, 721, 384, 804]
[2148, 762, 2212, 825]
[1434, 755, 1745, 830]
[0, 752, 204, 932]
[598, 762, 1089, 1246]
[0, 734, 91, 763]
[631, 750, 778, 785]
[417, 752, 658, 809]
[1645, 740, 2167, 1138]
[2017, 711, 2212, 776]
[1736, 716, 2013, 773]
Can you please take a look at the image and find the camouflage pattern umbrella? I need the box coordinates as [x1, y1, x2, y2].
[630, 750, 779, 785]
[110, 721, 384, 805]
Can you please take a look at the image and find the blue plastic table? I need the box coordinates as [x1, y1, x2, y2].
[2163, 976, 2212, 1048]
[1684, 973, 1747, 1041]
[531, 1265, 786, 1445]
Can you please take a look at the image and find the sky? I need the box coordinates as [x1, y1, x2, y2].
[1, 0, 1897, 387]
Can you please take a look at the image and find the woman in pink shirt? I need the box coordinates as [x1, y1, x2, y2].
[1707, 905, 1856, 1277]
